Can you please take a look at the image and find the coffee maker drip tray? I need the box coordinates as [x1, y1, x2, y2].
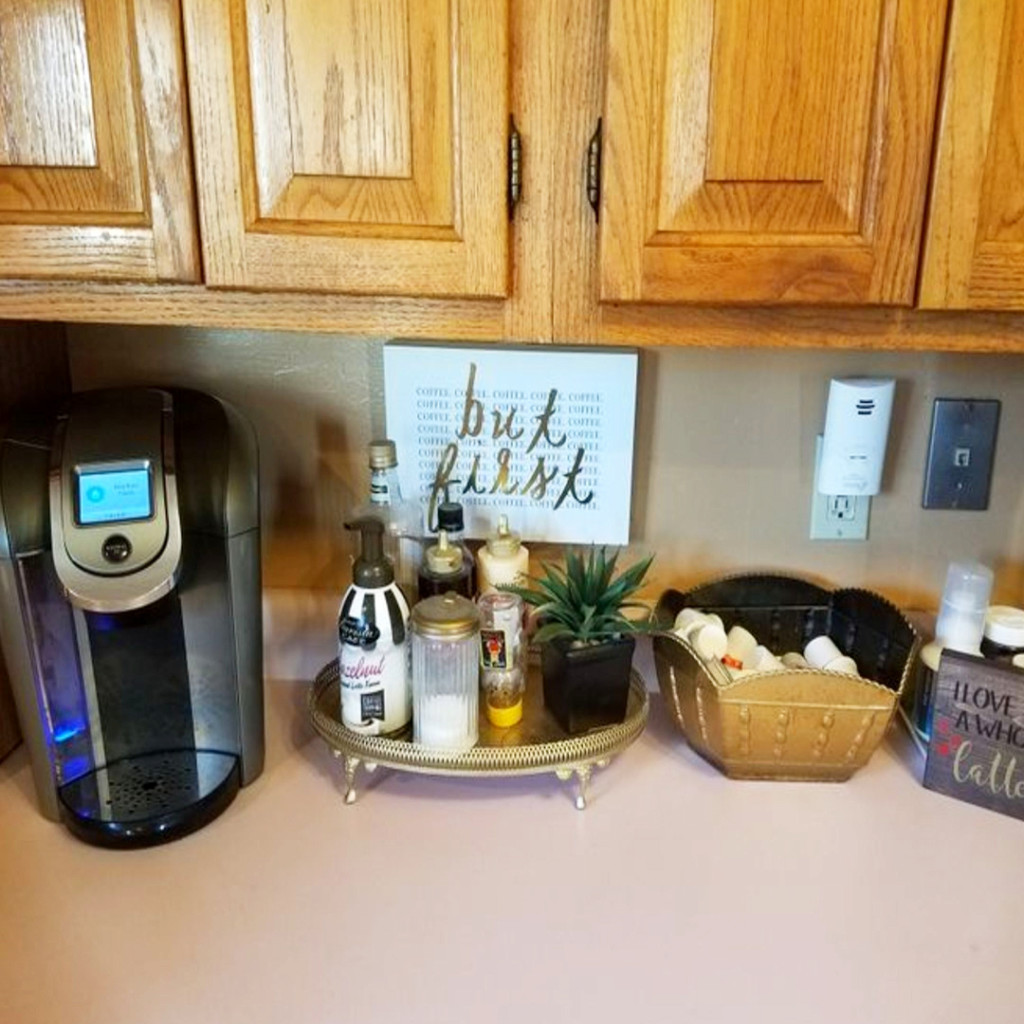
[58, 750, 241, 849]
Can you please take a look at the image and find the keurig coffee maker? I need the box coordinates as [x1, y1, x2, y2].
[0, 388, 264, 848]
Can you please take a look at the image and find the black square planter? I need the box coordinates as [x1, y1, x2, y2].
[541, 635, 636, 735]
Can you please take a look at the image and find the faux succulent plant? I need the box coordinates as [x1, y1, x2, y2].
[503, 546, 654, 646]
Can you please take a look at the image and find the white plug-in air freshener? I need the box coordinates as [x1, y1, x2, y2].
[817, 378, 895, 496]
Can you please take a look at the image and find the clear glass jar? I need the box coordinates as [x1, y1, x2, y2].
[410, 593, 480, 751]
[477, 591, 525, 727]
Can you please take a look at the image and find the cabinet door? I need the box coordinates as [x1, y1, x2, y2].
[0, 0, 198, 282]
[599, 0, 948, 305]
[919, 0, 1024, 309]
[183, 0, 509, 297]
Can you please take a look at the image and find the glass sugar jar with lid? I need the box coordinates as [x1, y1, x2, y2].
[410, 593, 481, 751]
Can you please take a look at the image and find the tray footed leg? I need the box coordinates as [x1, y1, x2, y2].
[332, 751, 361, 804]
[573, 764, 593, 810]
[555, 763, 598, 810]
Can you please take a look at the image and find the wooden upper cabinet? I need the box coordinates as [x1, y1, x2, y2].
[0, 0, 199, 282]
[598, 0, 948, 305]
[182, 0, 510, 297]
[920, 0, 1024, 310]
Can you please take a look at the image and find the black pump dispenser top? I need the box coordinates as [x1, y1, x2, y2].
[437, 481, 465, 533]
[345, 517, 394, 588]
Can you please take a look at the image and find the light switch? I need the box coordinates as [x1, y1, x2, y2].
[922, 399, 1000, 510]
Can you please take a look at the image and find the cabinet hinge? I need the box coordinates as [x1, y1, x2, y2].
[507, 115, 522, 220]
[587, 118, 602, 222]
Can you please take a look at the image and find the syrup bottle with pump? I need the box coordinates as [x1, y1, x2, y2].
[418, 529, 473, 599]
[433, 482, 476, 595]
[338, 517, 411, 736]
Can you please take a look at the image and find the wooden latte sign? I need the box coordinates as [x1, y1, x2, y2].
[924, 649, 1024, 821]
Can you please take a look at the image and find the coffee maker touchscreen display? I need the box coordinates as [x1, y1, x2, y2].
[76, 466, 152, 525]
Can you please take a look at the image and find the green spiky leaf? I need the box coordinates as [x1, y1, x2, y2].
[500, 545, 654, 645]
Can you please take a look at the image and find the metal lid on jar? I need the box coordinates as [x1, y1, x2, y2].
[984, 605, 1024, 649]
[368, 439, 398, 470]
[412, 592, 480, 639]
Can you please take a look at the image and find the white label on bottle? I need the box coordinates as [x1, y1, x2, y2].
[340, 645, 409, 734]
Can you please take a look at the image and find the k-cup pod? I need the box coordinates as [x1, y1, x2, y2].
[723, 625, 758, 670]
[749, 645, 786, 672]
[780, 652, 810, 670]
[674, 608, 707, 633]
[673, 609, 728, 662]
[804, 634, 844, 669]
[824, 654, 859, 676]
[689, 623, 728, 662]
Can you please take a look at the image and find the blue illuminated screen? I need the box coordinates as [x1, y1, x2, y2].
[76, 467, 152, 525]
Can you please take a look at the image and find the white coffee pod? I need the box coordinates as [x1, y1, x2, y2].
[690, 623, 727, 661]
[824, 654, 859, 676]
[1014, 654, 1024, 670]
[674, 608, 707, 633]
[749, 645, 786, 673]
[804, 634, 844, 669]
[723, 625, 758, 669]
[780, 652, 810, 670]
[673, 609, 728, 662]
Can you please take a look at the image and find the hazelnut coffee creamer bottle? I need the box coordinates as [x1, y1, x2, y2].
[338, 517, 411, 735]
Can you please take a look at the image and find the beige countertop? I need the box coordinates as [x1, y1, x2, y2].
[2, 592, 1023, 1024]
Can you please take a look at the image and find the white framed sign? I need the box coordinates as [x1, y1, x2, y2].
[383, 342, 638, 543]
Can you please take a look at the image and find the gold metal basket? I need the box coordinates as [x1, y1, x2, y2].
[653, 574, 920, 781]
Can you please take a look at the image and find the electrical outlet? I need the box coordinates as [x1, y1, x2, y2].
[810, 436, 870, 540]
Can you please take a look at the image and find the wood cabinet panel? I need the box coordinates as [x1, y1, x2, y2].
[184, 0, 509, 297]
[919, 0, 1024, 309]
[0, 1, 96, 167]
[282, 0, 412, 180]
[0, 0, 199, 282]
[599, 0, 948, 305]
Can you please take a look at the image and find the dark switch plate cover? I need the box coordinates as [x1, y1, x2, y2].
[922, 398, 1000, 510]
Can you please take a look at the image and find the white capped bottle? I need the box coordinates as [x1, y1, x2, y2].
[477, 515, 529, 595]
[338, 517, 411, 736]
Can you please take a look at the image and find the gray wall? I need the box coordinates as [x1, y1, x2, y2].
[69, 324, 1024, 608]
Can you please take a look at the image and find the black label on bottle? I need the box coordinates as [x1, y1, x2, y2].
[361, 691, 385, 722]
[339, 617, 381, 649]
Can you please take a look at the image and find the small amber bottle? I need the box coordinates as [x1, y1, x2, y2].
[417, 530, 473, 599]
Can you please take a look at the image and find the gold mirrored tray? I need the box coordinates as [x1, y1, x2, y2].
[308, 660, 649, 809]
